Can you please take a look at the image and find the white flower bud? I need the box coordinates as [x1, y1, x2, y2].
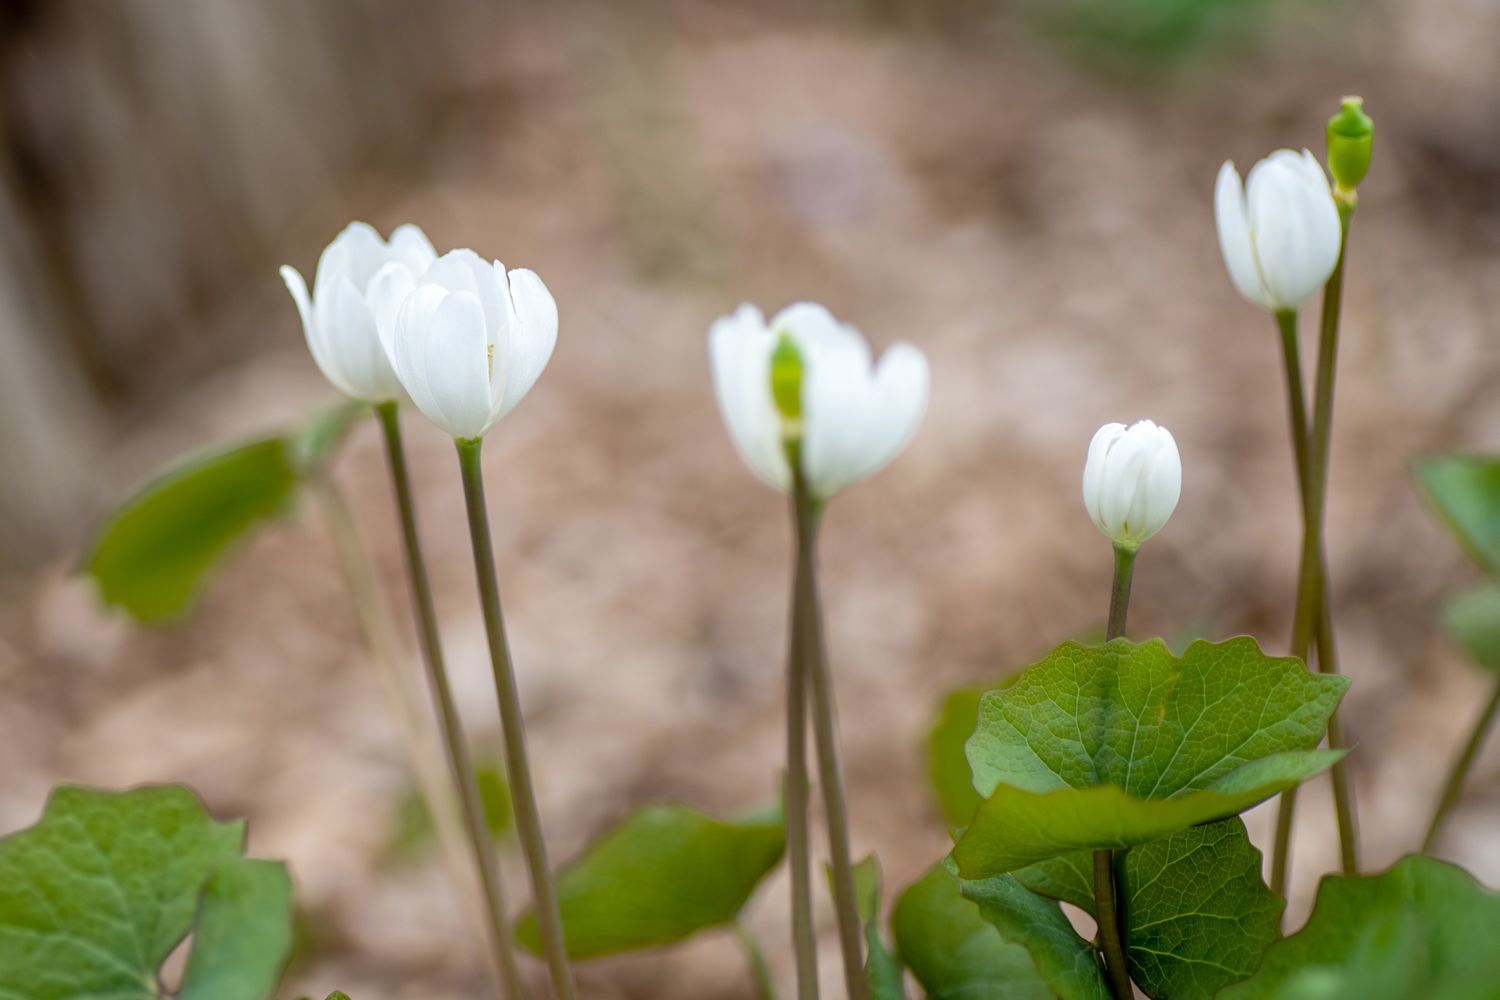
[1083, 420, 1181, 549]
[1215, 150, 1342, 313]
[708, 302, 928, 499]
[384, 249, 558, 441]
[281, 222, 438, 402]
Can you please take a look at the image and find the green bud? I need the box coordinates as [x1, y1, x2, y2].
[1326, 96, 1373, 193]
[770, 333, 803, 424]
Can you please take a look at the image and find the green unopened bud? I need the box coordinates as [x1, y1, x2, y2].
[770, 334, 804, 428]
[1326, 96, 1373, 194]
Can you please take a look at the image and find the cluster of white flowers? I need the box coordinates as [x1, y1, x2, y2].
[283, 140, 1342, 545]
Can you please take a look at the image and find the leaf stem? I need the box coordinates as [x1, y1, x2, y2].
[455, 437, 576, 1000]
[1093, 849, 1133, 1000]
[375, 403, 528, 1000]
[734, 920, 782, 1000]
[1422, 678, 1500, 853]
[1096, 543, 1136, 1000]
[791, 470, 869, 1000]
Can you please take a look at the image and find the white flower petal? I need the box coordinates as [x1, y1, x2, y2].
[1247, 152, 1341, 309]
[366, 262, 418, 358]
[415, 290, 493, 439]
[311, 275, 398, 400]
[1083, 422, 1126, 534]
[493, 266, 558, 420]
[709, 304, 788, 491]
[389, 224, 438, 273]
[1214, 162, 1273, 311]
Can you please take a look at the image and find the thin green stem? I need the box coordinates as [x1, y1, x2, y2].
[783, 473, 820, 1000]
[1094, 544, 1136, 1000]
[1106, 545, 1137, 642]
[1094, 849, 1133, 1000]
[734, 920, 782, 1000]
[455, 437, 576, 1000]
[792, 472, 868, 1000]
[375, 404, 527, 1000]
[1422, 679, 1500, 853]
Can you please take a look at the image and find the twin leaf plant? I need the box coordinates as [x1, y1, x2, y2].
[3, 95, 1500, 1000]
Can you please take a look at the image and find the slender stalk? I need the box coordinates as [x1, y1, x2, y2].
[783, 470, 820, 1000]
[375, 403, 527, 1000]
[791, 471, 868, 1000]
[1422, 679, 1500, 853]
[455, 437, 576, 1000]
[734, 920, 782, 1000]
[1094, 543, 1136, 1000]
[313, 477, 482, 957]
[1269, 203, 1361, 896]
[1106, 544, 1137, 642]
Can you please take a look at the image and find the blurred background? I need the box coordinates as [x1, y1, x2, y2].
[2, 0, 1498, 996]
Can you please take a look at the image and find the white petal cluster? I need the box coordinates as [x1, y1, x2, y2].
[1215, 150, 1342, 313]
[384, 249, 558, 441]
[281, 222, 438, 401]
[1082, 420, 1181, 549]
[709, 302, 928, 499]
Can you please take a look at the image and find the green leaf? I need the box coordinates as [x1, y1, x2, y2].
[1013, 819, 1281, 997]
[845, 856, 904, 1000]
[891, 864, 1057, 1000]
[1413, 453, 1500, 575]
[927, 687, 987, 827]
[955, 637, 1348, 876]
[179, 859, 295, 1000]
[1221, 855, 1500, 1000]
[1443, 582, 1500, 674]
[85, 436, 300, 623]
[958, 868, 1111, 1000]
[0, 785, 246, 999]
[515, 803, 784, 959]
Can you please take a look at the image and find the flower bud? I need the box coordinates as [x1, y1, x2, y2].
[1215, 150, 1342, 313]
[1326, 96, 1373, 194]
[1082, 420, 1182, 549]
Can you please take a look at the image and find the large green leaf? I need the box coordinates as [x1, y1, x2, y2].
[515, 803, 784, 958]
[1413, 453, 1500, 575]
[1443, 582, 1500, 674]
[179, 859, 295, 1000]
[955, 638, 1347, 876]
[85, 437, 300, 623]
[959, 870, 1111, 1000]
[1221, 855, 1500, 999]
[891, 864, 1056, 1000]
[0, 785, 290, 1000]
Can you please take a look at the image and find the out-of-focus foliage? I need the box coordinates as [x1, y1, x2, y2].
[515, 803, 785, 958]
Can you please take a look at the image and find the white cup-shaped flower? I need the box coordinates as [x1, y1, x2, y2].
[280, 221, 438, 401]
[1215, 149, 1342, 313]
[709, 302, 928, 500]
[1083, 420, 1182, 549]
[383, 249, 558, 441]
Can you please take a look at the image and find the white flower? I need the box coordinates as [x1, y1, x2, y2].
[383, 248, 558, 440]
[1083, 420, 1181, 549]
[281, 221, 438, 401]
[709, 302, 928, 499]
[1215, 150, 1342, 313]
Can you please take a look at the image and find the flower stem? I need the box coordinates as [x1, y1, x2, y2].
[783, 467, 820, 1000]
[375, 404, 528, 1000]
[1269, 204, 1361, 897]
[791, 473, 869, 1000]
[734, 920, 782, 1000]
[455, 437, 576, 1000]
[1106, 544, 1137, 641]
[1095, 543, 1136, 1000]
[1422, 679, 1500, 853]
